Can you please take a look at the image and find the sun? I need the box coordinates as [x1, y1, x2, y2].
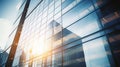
[28, 39, 46, 57]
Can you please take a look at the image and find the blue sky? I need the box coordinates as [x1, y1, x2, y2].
[0, 0, 21, 49]
[0, 0, 22, 20]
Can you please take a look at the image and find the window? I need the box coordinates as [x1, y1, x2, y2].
[83, 37, 111, 67]
[63, 45, 86, 67]
[62, 0, 74, 9]
[52, 52, 62, 67]
[62, 0, 94, 28]
[67, 12, 101, 38]
[63, 28, 80, 45]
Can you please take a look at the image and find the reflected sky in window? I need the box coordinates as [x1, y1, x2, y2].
[83, 37, 110, 67]
[67, 12, 100, 38]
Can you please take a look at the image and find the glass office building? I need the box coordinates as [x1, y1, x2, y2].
[3, 0, 120, 67]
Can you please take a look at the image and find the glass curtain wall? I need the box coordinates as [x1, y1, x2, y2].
[10, 0, 120, 67]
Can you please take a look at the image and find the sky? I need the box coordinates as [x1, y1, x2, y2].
[0, 0, 21, 50]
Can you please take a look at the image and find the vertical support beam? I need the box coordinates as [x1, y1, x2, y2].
[5, 0, 31, 67]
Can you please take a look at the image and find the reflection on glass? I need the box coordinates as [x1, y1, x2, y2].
[62, 0, 74, 9]
[63, 28, 80, 45]
[83, 37, 110, 67]
[63, 45, 86, 67]
[62, 0, 93, 28]
[67, 12, 100, 38]
[52, 52, 62, 67]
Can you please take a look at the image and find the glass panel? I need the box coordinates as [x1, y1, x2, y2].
[53, 31, 62, 48]
[62, 0, 74, 9]
[49, 0, 53, 5]
[108, 24, 120, 66]
[83, 37, 111, 67]
[92, 0, 107, 8]
[45, 38, 52, 52]
[48, 5, 54, 14]
[46, 21, 54, 38]
[67, 12, 101, 38]
[63, 28, 80, 45]
[52, 52, 62, 67]
[36, 59, 42, 67]
[44, 0, 49, 8]
[55, 0, 61, 8]
[53, 20, 62, 35]
[62, 0, 94, 28]
[63, 45, 86, 67]
[46, 30, 53, 39]
[47, 56, 52, 67]
[55, 6, 61, 14]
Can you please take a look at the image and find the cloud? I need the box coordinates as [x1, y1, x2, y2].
[0, 18, 11, 49]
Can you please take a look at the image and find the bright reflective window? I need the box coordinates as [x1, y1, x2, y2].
[67, 12, 101, 38]
[62, 0, 94, 28]
[83, 37, 111, 67]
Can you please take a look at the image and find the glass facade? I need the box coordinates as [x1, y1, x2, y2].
[1, 0, 120, 67]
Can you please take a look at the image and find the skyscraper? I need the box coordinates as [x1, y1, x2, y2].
[3, 0, 120, 67]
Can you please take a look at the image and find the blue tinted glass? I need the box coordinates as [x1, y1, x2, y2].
[63, 45, 86, 67]
[55, 0, 61, 8]
[44, 0, 49, 8]
[62, 0, 74, 9]
[83, 37, 111, 67]
[63, 28, 80, 45]
[54, 31, 62, 41]
[52, 52, 62, 67]
[48, 5, 54, 14]
[49, 0, 53, 4]
[92, 0, 108, 9]
[67, 12, 100, 38]
[28, 0, 40, 15]
[62, 0, 93, 28]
